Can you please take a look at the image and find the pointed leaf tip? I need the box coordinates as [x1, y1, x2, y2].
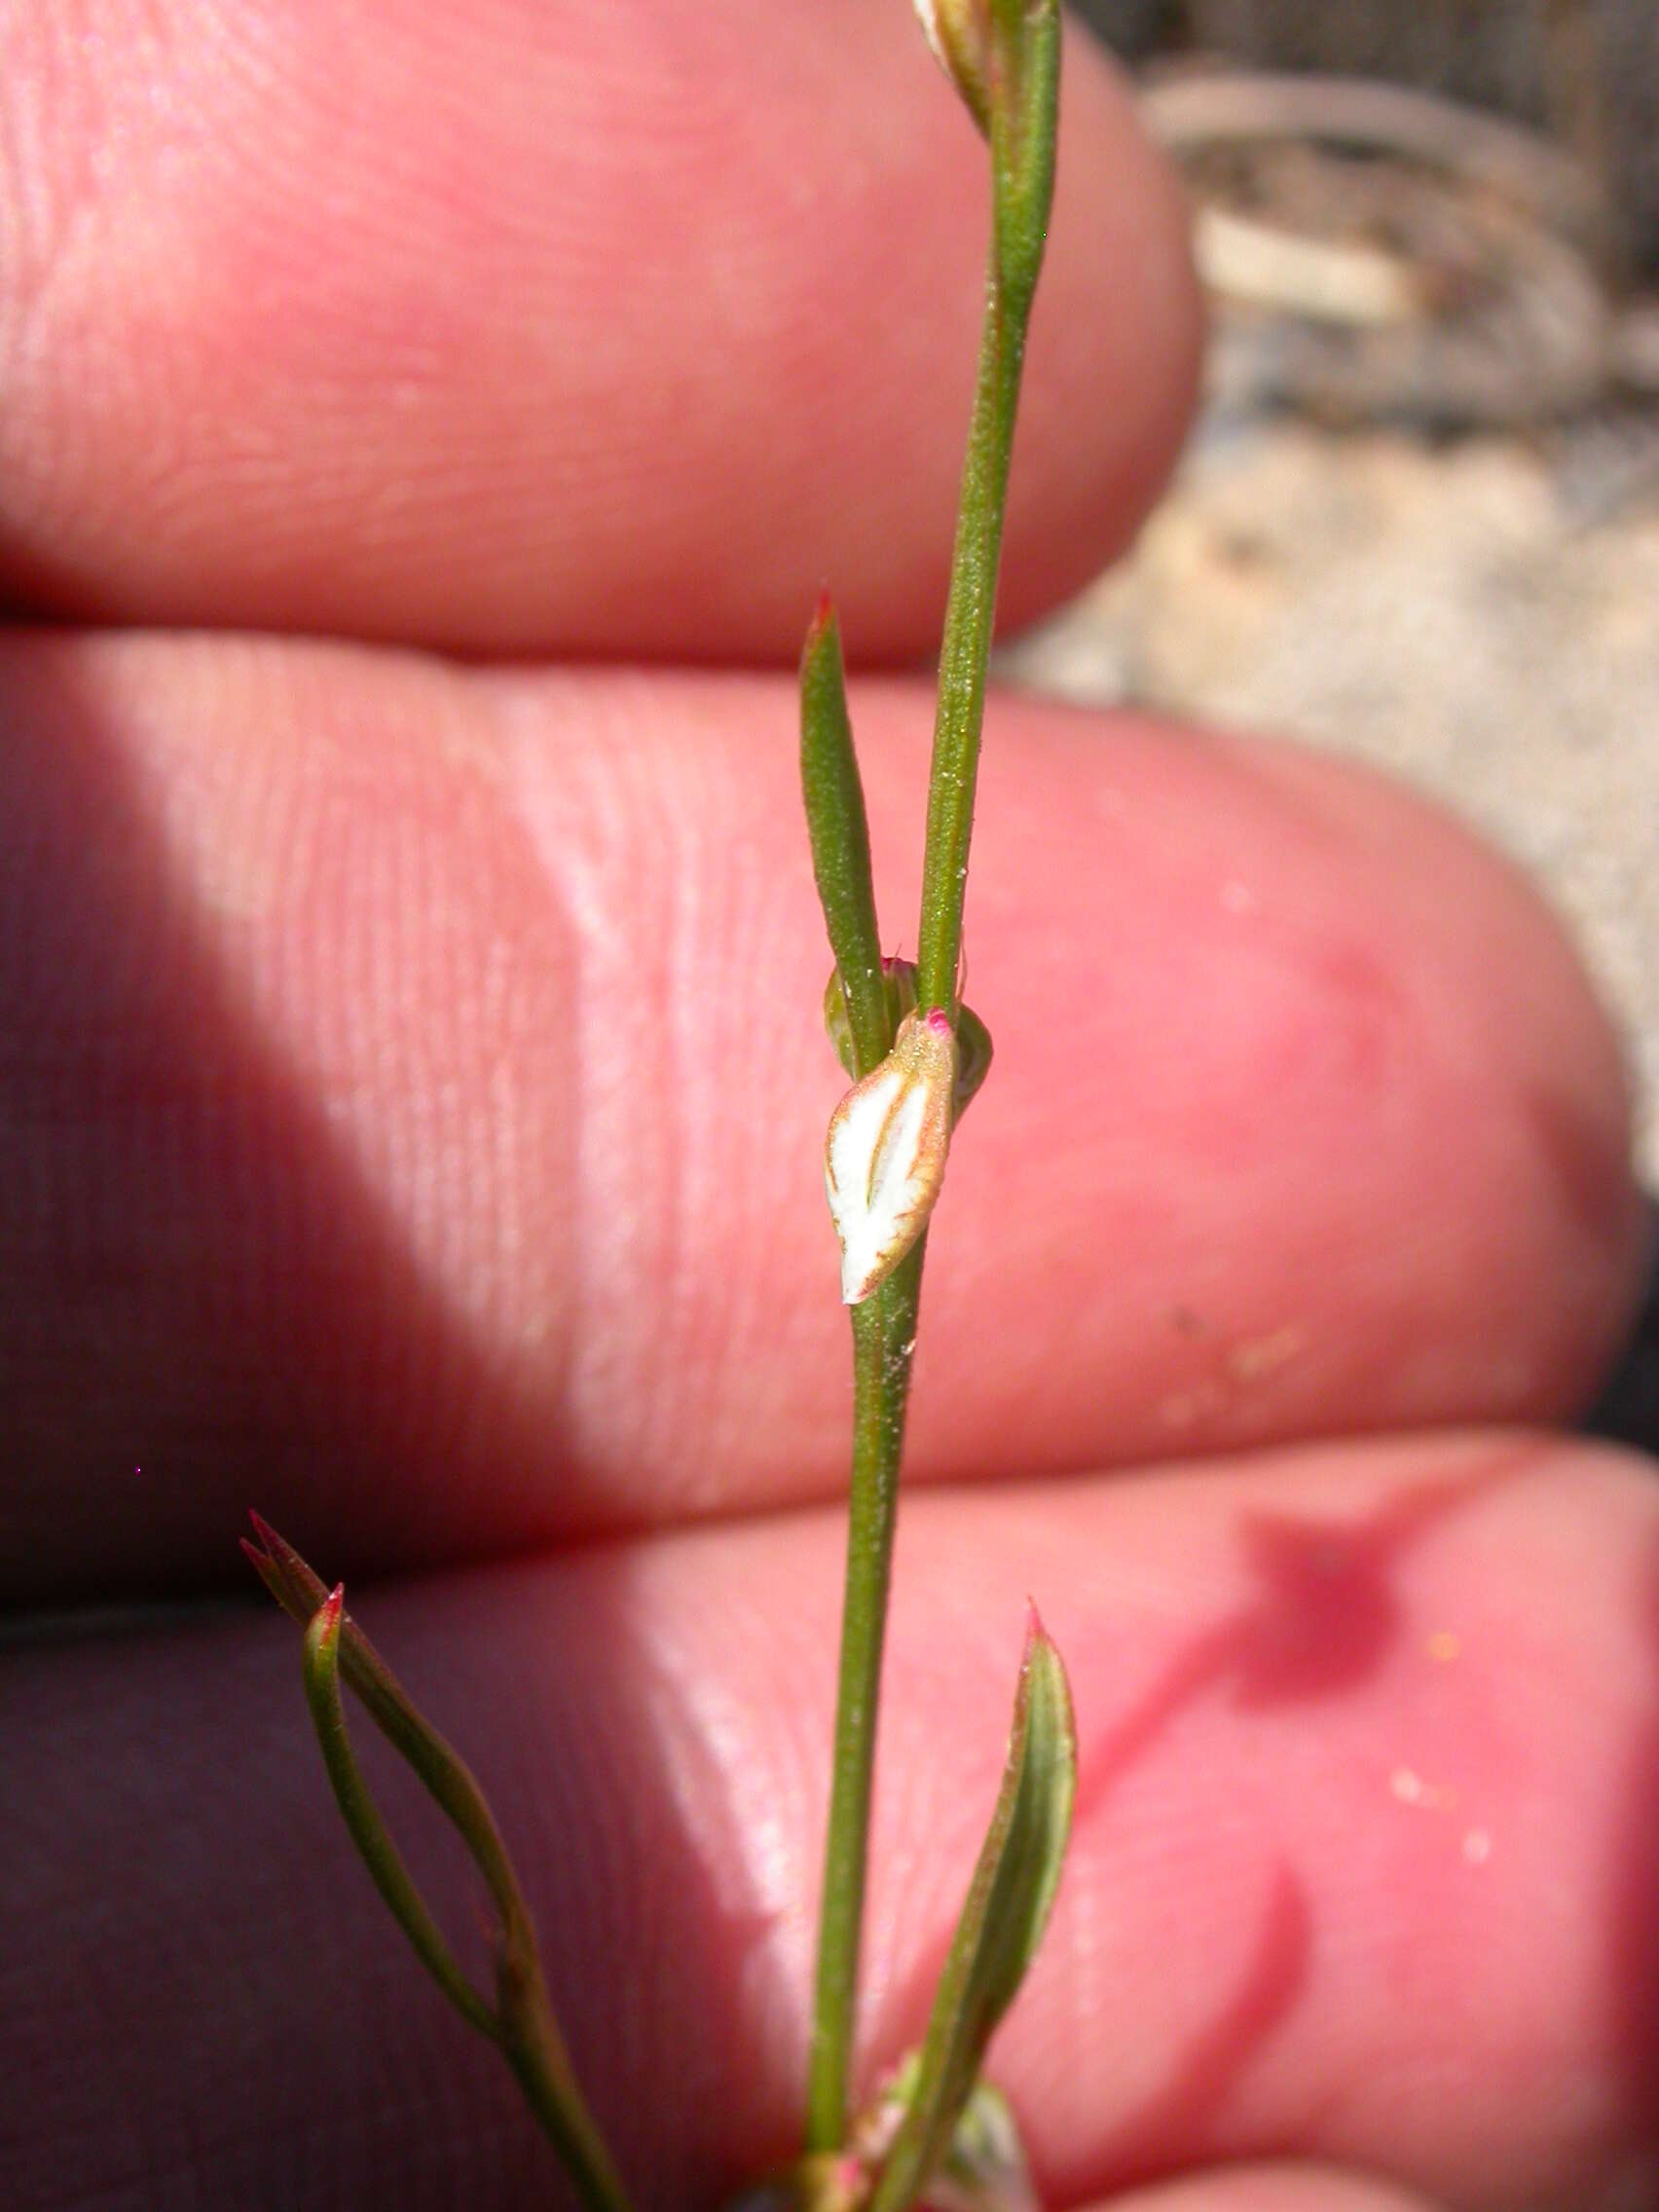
[866, 1614, 1076, 2212]
[304, 1584, 346, 1677]
[800, 600, 888, 1082]
[1021, 1599, 1047, 1651]
[240, 1537, 286, 1604]
[242, 1512, 334, 1627]
[246, 1509, 295, 1573]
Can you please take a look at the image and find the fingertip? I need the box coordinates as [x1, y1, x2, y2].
[828, 16, 1205, 659]
[1085, 2168, 1446, 2212]
[925, 703, 1648, 1472]
[0, 1, 1200, 656]
[2, 643, 1643, 1595]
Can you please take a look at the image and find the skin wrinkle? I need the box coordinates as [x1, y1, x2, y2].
[0, 637, 586, 1592]
[5, 1440, 1657, 2206]
[494, 681, 694, 1496]
[1099, 2178, 1441, 2212]
[0, 11, 1649, 2202]
[0, 5, 1198, 654]
[0, 641, 1646, 1596]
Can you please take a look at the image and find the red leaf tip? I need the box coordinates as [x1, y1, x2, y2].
[805, 588, 840, 651]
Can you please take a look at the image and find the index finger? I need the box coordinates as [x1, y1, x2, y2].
[0, 0, 1199, 657]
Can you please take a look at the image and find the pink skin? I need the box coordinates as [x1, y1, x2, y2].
[1, 7, 1653, 2209]
[0, 2, 1198, 660]
[8, 1440, 1659, 2207]
[0, 655, 1641, 1592]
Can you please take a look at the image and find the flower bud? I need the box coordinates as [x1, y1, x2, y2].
[912, 0, 992, 133]
[824, 955, 994, 1125]
[825, 1007, 958, 1305]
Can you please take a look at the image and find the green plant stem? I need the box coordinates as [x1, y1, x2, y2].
[806, 192, 1041, 2168]
[915, 0, 1057, 1019]
[497, 1961, 633, 2212]
[914, 251, 1028, 1019]
[806, 7, 1057, 2159]
[806, 1243, 923, 2151]
[282, 1564, 634, 2212]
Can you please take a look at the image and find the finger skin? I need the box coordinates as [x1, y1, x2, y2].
[4, 1436, 1656, 2208]
[1092, 2173, 1443, 2212]
[0, 2, 1199, 656]
[0, 633, 1645, 1597]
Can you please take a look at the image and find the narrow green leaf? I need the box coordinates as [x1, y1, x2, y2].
[253, 1524, 636, 2212]
[800, 597, 891, 1080]
[248, 1516, 520, 1928]
[300, 1585, 500, 2041]
[867, 1612, 1076, 2212]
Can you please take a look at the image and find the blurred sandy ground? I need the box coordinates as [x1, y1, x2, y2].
[1000, 408, 1659, 1187]
[997, 61, 1659, 1192]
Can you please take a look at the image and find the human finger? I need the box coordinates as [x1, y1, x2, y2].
[1090, 2170, 1444, 2212]
[0, 634, 1644, 1598]
[0, 1, 1198, 657]
[4, 1435, 1655, 2206]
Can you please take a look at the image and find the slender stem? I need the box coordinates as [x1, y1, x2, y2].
[806, 1245, 922, 2148]
[808, 254, 1028, 2148]
[808, 223, 1033, 2151]
[498, 1964, 636, 2212]
[275, 1553, 635, 2212]
[805, 8, 1058, 2158]
[915, 0, 1058, 1018]
[301, 1591, 502, 2043]
[914, 252, 1027, 1018]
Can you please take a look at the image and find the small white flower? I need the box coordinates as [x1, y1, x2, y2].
[825, 1008, 958, 1305]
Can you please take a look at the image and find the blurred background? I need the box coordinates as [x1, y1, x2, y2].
[1082, 0, 1659, 277]
[1000, 0, 1659, 1440]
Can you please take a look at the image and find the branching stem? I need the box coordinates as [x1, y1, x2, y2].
[805, 5, 1058, 2152]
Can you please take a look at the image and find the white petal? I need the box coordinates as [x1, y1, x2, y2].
[823, 1013, 957, 1305]
[913, 0, 948, 71]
